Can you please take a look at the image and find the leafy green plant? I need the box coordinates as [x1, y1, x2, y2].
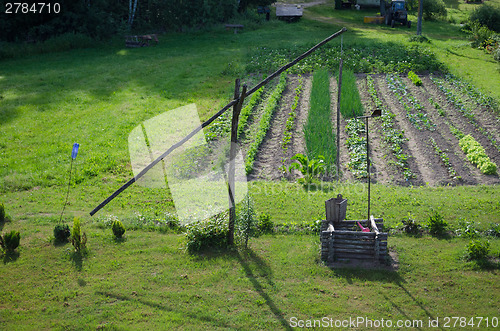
[469, 5, 500, 33]
[429, 137, 460, 179]
[53, 224, 71, 243]
[257, 212, 274, 233]
[185, 212, 229, 253]
[455, 219, 480, 238]
[304, 69, 336, 171]
[289, 153, 326, 185]
[70, 218, 87, 253]
[401, 214, 420, 235]
[407, 71, 422, 86]
[486, 223, 500, 237]
[237, 194, 257, 248]
[427, 211, 448, 236]
[345, 118, 368, 178]
[0, 230, 20, 252]
[238, 86, 264, 139]
[466, 240, 490, 261]
[112, 220, 126, 239]
[459, 135, 497, 175]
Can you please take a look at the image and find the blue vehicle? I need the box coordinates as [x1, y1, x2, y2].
[385, 0, 411, 28]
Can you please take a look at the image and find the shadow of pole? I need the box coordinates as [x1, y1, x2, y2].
[236, 249, 292, 330]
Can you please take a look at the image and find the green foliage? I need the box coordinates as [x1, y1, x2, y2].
[465, 21, 496, 48]
[486, 223, 500, 237]
[53, 224, 71, 243]
[281, 75, 303, 157]
[469, 5, 500, 33]
[237, 194, 257, 248]
[429, 137, 460, 179]
[339, 70, 364, 118]
[455, 219, 480, 238]
[0, 230, 20, 252]
[304, 69, 336, 172]
[407, 71, 422, 86]
[70, 218, 87, 253]
[408, 35, 430, 43]
[345, 119, 368, 179]
[423, 0, 447, 20]
[466, 239, 490, 261]
[238, 87, 264, 139]
[289, 153, 326, 185]
[427, 211, 448, 236]
[257, 212, 274, 233]
[401, 214, 420, 235]
[111, 220, 126, 239]
[185, 212, 229, 253]
[245, 73, 286, 175]
[459, 135, 498, 175]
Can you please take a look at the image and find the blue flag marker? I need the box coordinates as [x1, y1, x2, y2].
[72, 143, 79, 159]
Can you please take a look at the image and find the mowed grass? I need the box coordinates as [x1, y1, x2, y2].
[0, 219, 498, 329]
[304, 69, 336, 169]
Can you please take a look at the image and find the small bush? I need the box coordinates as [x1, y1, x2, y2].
[237, 195, 257, 248]
[486, 223, 500, 237]
[427, 211, 448, 236]
[70, 218, 87, 253]
[494, 47, 500, 62]
[466, 240, 490, 261]
[257, 213, 274, 233]
[54, 224, 71, 243]
[455, 219, 480, 238]
[401, 215, 420, 235]
[112, 220, 126, 239]
[0, 230, 20, 252]
[408, 71, 423, 86]
[423, 0, 447, 20]
[469, 5, 500, 33]
[185, 213, 229, 253]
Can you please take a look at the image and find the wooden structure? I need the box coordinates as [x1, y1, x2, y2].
[125, 34, 159, 48]
[320, 195, 388, 264]
[225, 24, 244, 34]
[276, 5, 303, 21]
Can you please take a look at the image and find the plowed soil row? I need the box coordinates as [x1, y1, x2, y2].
[247, 73, 500, 186]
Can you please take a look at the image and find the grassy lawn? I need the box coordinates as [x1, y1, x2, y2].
[1, 1, 500, 329]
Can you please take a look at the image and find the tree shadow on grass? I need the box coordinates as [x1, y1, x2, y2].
[69, 250, 87, 272]
[236, 248, 292, 331]
[2, 250, 19, 264]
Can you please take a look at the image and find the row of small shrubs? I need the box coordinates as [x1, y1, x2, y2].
[458, 134, 498, 175]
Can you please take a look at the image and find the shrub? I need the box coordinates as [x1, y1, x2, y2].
[466, 240, 490, 260]
[237, 195, 257, 248]
[486, 223, 500, 237]
[185, 213, 229, 253]
[466, 21, 495, 48]
[289, 153, 326, 185]
[455, 219, 480, 238]
[257, 212, 274, 233]
[408, 71, 422, 86]
[427, 211, 448, 236]
[0, 230, 20, 252]
[494, 47, 500, 62]
[422, 0, 447, 20]
[469, 5, 500, 33]
[70, 218, 87, 253]
[401, 215, 420, 235]
[111, 220, 126, 239]
[54, 224, 71, 243]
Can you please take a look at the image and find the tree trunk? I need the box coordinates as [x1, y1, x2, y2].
[129, 0, 138, 29]
[417, 0, 423, 35]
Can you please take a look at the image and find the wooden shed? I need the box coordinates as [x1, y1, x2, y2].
[276, 4, 303, 21]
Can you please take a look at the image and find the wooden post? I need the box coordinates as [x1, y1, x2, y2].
[228, 80, 246, 245]
[336, 59, 343, 180]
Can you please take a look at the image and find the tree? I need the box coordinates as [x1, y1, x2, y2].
[417, 0, 423, 35]
[128, 0, 138, 30]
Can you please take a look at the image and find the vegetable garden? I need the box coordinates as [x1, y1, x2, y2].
[213, 68, 499, 187]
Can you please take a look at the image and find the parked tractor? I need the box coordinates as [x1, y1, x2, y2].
[384, 0, 411, 28]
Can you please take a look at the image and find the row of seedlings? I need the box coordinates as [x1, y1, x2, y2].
[244, 73, 287, 174]
[280, 74, 304, 173]
[366, 75, 414, 180]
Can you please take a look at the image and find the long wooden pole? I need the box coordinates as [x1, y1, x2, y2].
[90, 28, 347, 216]
[336, 59, 343, 180]
[228, 80, 246, 245]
